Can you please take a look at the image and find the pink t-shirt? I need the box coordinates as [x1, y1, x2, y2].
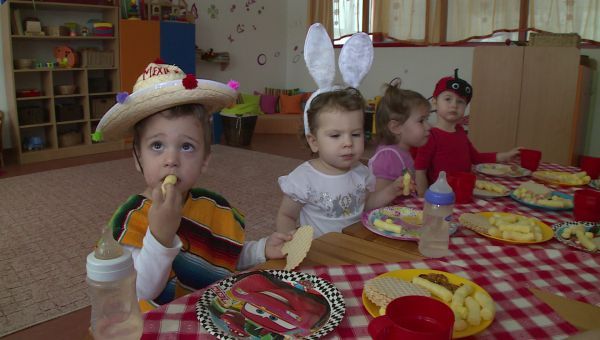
[368, 145, 415, 181]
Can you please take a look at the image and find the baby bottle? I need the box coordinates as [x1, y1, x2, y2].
[418, 171, 455, 258]
[86, 226, 142, 340]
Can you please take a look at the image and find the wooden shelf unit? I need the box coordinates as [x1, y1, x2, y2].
[1, 0, 124, 164]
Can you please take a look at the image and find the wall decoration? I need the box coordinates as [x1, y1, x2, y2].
[252, 24, 256, 30]
[274, 51, 280, 57]
[228, 34, 234, 43]
[236, 24, 245, 34]
[292, 54, 301, 63]
[191, 4, 198, 19]
[257, 53, 267, 65]
[258, 6, 264, 14]
[207, 4, 218, 19]
[230, 4, 236, 12]
[293, 45, 298, 51]
[245, 0, 256, 11]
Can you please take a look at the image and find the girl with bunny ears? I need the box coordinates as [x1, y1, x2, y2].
[276, 24, 409, 237]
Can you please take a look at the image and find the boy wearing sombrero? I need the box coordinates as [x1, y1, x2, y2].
[94, 61, 292, 310]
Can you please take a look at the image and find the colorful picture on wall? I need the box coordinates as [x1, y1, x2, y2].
[236, 24, 245, 33]
[230, 4, 236, 12]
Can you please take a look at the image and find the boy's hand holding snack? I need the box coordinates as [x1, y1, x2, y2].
[496, 147, 521, 163]
[149, 177, 184, 247]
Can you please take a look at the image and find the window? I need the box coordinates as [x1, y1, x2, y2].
[314, 0, 600, 45]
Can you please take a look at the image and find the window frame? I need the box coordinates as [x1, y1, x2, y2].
[332, 0, 599, 48]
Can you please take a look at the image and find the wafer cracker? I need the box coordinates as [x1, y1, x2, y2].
[459, 213, 494, 234]
[281, 225, 313, 270]
[364, 276, 430, 310]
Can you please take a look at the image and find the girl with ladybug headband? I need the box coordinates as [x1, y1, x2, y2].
[414, 69, 520, 196]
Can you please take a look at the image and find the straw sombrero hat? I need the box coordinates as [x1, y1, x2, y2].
[93, 60, 238, 142]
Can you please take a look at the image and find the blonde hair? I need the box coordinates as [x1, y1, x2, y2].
[375, 79, 430, 145]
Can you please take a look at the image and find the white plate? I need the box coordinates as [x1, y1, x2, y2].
[475, 163, 531, 178]
[552, 222, 600, 253]
[196, 270, 345, 339]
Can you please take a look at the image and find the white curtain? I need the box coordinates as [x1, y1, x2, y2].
[371, 0, 427, 41]
[333, 0, 363, 39]
[529, 0, 600, 41]
[446, 0, 521, 42]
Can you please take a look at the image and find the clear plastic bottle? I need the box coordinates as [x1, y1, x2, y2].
[418, 171, 455, 258]
[86, 226, 142, 340]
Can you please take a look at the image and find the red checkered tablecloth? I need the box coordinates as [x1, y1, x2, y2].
[139, 162, 599, 339]
[140, 255, 600, 340]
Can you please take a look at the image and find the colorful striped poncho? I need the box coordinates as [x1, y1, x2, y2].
[109, 188, 245, 309]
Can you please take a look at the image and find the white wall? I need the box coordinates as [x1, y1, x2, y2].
[192, 0, 288, 93]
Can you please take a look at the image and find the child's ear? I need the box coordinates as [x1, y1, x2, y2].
[200, 154, 211, 174]
[387, 119, 403, 135]
[306, 134, 319, 153]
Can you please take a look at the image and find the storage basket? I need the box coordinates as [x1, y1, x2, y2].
[529, 33, 580, 48]
[89, 78, 111, 93]
[80, 49, 114, 68]
[19, 106, 45, 125]
[221, 114, 258, 146]
[56, 103, 83, 121]
[58, 131, 83, 147]
[91, 98, 115, 119]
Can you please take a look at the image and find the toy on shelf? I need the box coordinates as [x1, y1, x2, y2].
[198, 49, 230, 70]
[147, 0, 193, 22]
[54, 45, 78, 68]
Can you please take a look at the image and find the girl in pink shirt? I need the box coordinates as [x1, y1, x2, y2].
[368, 79, 432, 203]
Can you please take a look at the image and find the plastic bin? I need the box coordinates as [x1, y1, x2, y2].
[220, 113, 258, 147]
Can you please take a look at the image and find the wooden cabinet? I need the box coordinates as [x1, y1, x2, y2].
[1, 0, 123, 164]
[469, 46, 593, 166]
[119, 19, 159, 93]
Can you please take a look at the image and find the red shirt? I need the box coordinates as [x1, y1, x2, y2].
[415, 125, 496, 183]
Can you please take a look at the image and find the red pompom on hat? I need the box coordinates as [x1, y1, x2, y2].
[432, 68, 473, 103]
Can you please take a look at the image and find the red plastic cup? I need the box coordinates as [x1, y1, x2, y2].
[574, 189, 600, 222]
[368, 296, 454, 340]
[520, 149, 542, 172]
[446, 172, 476, 204]
[579, 155, 600, 180]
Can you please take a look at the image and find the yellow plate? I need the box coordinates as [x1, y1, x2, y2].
[362, 269, 493, 339]
[532, 171, 590, 187]
[470, 212, 553, 244]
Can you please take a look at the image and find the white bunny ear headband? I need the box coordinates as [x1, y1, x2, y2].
[303, 23, 374, 135]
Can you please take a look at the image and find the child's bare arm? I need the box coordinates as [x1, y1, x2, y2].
[415, 170, 428, 197]
[276, 195, 303, 233]
[496, 147, 521, 162]
[366, 174, 414, 210]
[374, 178, 394, 192]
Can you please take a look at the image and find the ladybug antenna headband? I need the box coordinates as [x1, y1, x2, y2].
[432, 68, 473, 103]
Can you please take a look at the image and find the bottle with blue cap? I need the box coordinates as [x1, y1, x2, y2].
[418, 171, 455, 258]
[86, 225, 142, 340]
